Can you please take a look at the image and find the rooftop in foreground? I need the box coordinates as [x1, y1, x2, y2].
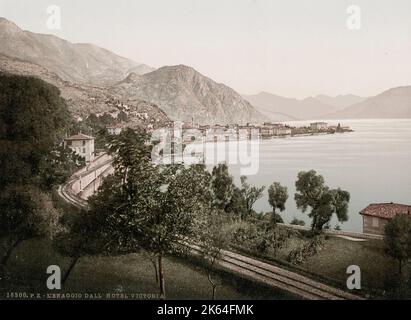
[360, 203, 411, 219]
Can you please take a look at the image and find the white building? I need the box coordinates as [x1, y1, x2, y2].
[64, 133, 95, 162]
[310, 122, 328, 131]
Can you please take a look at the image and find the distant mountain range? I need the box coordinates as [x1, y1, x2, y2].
[0, 17, 154, 86]
[245, 88, 411, 121]
[324, 86, 411, 119]
[243, 92, 367, 121]
[314, 94, 366, 110]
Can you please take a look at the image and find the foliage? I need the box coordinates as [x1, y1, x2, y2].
[384, 214, 411, 274]
[225, 186, 247, 218]
[39, 145, 85, 190]
[290, 218, 306, 226]
[211, 163, 234, 211]
[255, 226, 289, 255]
[197, 210, 235, 299]
[0, 74, 70, 187]
[268, 182, 288, 224]
[287, 235, 325, 264]
[84, 129, 213, 298]
[294, 170, 350, 232]
[259, 212, 283, 224]
[0, 184, 59, 270]
[0, 74, 71, 271]
[240, 176, 265, 219]
[232, 222, 291, 257]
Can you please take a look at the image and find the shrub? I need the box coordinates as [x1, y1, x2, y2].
[287, 235, 325, 264]
[290, 218, 305, 226]
[255, 226, 289, 255]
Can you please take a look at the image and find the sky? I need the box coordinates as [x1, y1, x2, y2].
[1, 0, 410, 98]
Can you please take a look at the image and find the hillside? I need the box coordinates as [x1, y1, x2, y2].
[325, 86, 411, 119]
[0, 17, 154, 86]
[0, 54, 169, 128]
[110, 65, 267, 124]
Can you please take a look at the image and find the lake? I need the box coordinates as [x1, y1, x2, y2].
[204, 119, 411, 232]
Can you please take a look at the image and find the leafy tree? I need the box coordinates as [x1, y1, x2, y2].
[0, 185, 58, 273]
[268, 182, 288, 224]
[294, 170, 350, 232]
[211, 163, 234, 211]
[0, 74, 70, 187]
[0, 74, 71, 275]
[240, 176, 265, 219]
[290, 218, 306, 226]
[384, 214, 411, 274]
[256, 226, 288, 256]
[39, 145, 85, 190]
[197, 210, 234, 300]
[87, 129, 213, 298]
[53, 179, 119, 285]
[225, 187, 247, 219]
[117, 110, 128, 122]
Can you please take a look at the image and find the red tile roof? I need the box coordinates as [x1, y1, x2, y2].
[360, 203, 411, 219]
[64, 133, 94, 141]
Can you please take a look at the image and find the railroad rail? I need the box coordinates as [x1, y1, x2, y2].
[58, 156, 364, 300]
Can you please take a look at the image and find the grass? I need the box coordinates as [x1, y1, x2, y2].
[1, 229, 406, 299]
[0, 237, 291, 300]
[233, 225, 409, 298]
[293, 236, 404, 297]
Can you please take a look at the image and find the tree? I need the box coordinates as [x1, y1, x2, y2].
[0, 74, 70, 275]
[197, 210, 234, 300]
[87, 129, 213, 298]
[117, 110, 128, 122]
[0, 74, 70, 188]
[53, 177, 119, 285]
[211, 163, 234, 211]
[294, 170, 350, 232]
[240, 176, 265, 219]
[268, 182, 288, 224]
[39, 145, 85, 191]
[384, 214, 411, 274]
[225, 187, 247, 219]
[0, 185, 58, 274]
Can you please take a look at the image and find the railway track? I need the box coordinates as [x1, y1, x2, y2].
[189, 245, 362, 300]
[58, 158, 364, 300]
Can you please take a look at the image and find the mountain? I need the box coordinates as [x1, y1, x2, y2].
[110, 65, 267, 124]
[0, 54, 169, 127]
[325, 86, 411, 119]
[314, 94, 366, 110]
[243, 92, 339, 121]
[0, 18, 265, 125]
[0, 17, 154, 86]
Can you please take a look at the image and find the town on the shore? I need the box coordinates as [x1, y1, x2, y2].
[106, 120, 353, 141]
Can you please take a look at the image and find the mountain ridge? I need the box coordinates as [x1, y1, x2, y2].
[0, 17, 154, 86]
[324, 86, 411, 119]
[243, 91, 340, 121]
[110, 64, 267, 124]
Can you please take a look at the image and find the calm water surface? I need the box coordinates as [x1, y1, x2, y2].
[205, 119, 411, 232]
